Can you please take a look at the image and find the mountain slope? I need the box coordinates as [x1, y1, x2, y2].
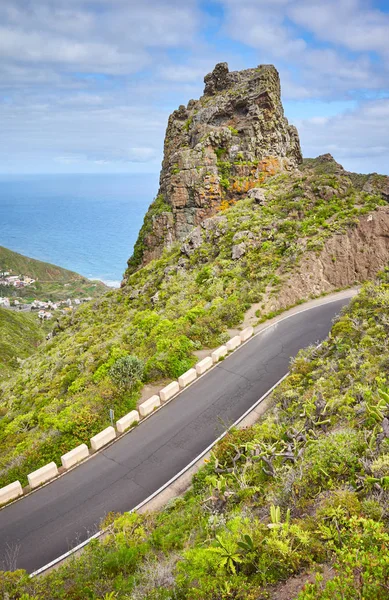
[0, 307, 45, 376]
[0, 245, 107, 300]
[0, 156, 387, 490]
[3, 274, 389, 599]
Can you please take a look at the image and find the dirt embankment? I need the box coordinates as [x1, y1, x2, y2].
[264, 206, 389, 313]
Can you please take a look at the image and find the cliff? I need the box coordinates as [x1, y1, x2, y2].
[125, 62, 302, 278]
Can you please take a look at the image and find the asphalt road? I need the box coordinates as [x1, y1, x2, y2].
[0, 297, 350, 573]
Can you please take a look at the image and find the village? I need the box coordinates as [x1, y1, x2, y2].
[0, 270, 92, 320]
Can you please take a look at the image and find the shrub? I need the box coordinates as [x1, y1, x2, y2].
[299, 518, 389, 599]
[109, 355, 144, 391]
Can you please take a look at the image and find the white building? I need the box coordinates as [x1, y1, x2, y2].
[0, 297, 10, 308]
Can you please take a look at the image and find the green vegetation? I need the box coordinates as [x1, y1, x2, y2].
[0, 159, 385, 489]
[126, 194, 172, 274]
[183, 117, 193, 132]
[109, 356, 145, 392]
[3, 274, 389, 598]
[0, 308, 45, 376]
[0, 246, 107, 301]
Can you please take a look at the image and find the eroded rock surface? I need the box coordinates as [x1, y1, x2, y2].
[125, 62, 302, 278]
[263, 206, 389, 313]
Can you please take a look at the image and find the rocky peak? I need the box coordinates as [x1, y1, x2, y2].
[125, 62, 302, 279]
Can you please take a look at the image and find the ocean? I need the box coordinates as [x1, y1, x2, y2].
[0, 173, 159, 287]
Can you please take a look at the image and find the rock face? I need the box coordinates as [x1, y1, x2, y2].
[125, 62, 302, 278]
[262, 206, 389, 314]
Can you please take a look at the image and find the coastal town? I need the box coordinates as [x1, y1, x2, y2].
[0, 270, 92, 320]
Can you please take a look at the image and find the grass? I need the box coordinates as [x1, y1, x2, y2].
[0, 307, 45, 376]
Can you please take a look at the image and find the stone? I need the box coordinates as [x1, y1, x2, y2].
[232, 242, 246, 259]
[233, 230, 253, 243]
[61, 444, 89, 469]
[28, 462, 58, 489]
[181, 227, 203, 256]
[160, 381, 180, 402]
[226, 336, 241, 351]
[125, 62, 302, 276]
[240, 326, 254, 342]
[116, 410, 140, 434]
[195, 356, 213, 375]
[247, 188, 267, 204]
[204, 62, 230, 95]
[178, 368, 197, 388]
[211, 345, 228, 363]
[90, 426, 116, 452]
[0, 481, 23, 506]
[151, 291, 160, 305]
[139, 395, 161, 417]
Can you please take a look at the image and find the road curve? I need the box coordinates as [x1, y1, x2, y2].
[0, 297, 350, 573]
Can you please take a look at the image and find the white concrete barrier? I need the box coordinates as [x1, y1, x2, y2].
[211, 345, 228, 363]
[160, 381, 180, 402]
[28, 462, 58, 489]
[116, 410, 140, 434]
[240, 326, 254, 342]
[195, 356, 213, 375]
[178, 368, 197, 389]
[226, 335, 241, 351]
[139, 395, 160, 417]
[61, 444, 89, 470]
[90, 426, 116, 452]
[0, 481, 23, 506]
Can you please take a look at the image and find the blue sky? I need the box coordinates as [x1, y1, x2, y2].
[0, 0, 388, 175]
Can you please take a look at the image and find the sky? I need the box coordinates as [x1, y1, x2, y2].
[0, 0, 388, 175]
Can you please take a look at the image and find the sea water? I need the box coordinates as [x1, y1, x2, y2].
[0, 173, 159, 287]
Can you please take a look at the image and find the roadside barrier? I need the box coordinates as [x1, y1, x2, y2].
[61, 444, 89, 469]
[195, 356, 213, 375]
[28, 462, 58, 489]
[90, 426, 116, 452]
[116, 410, 140, 434]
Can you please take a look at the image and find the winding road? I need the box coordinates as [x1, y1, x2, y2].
[0, 295, 352, 574]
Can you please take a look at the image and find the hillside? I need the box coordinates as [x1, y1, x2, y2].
[0, 308, 45, 376]
[3, 275, 389, 598]
[0, 245, 107, 301]
[1, 62, 389, 599]
[0, 155, 387, 490]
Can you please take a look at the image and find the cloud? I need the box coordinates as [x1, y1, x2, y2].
[297, 97, 389, 172]
[289, 0, 389, 57]
[0, 26, 149, 73]
[0, 0, 200, 75]
[0, 0, 388, 174]
[127, 147, 157, 162]
[219, 0, 389, 99]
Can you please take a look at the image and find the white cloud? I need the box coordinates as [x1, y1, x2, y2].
[289, 0, 389, 57]
[0, 0, 200, 82]
[0, 0, 388, 175]
[220, 0, 389, 99]
[127, 147, 157, 162]
[297, 98, 389, 173]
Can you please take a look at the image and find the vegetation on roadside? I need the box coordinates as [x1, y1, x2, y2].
[0, 158, 385, 489]
[2, 273, 389, 598]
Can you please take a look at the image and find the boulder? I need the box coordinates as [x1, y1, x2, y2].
[232, 242, 247, 259]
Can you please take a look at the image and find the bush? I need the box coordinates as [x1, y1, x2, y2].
[109, 355, 144, 391]
[299, 518, 389, 599]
